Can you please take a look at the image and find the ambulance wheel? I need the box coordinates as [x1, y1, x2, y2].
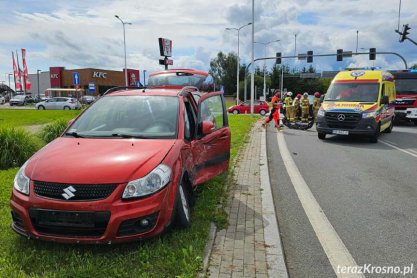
[413, 119, 417, 126]
[318, 132, 326, 140]
[370, 124, 380, 143]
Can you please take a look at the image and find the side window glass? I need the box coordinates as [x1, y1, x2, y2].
[381, 84, 385, 97]
[199, 95, 224, 129]
[184, 98, 196, 140]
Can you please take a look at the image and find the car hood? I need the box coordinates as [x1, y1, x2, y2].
[26, 137, 176, 184]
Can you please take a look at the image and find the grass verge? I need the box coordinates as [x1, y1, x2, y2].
[0, 110, 80, 128]
[0, 114, 259, 277]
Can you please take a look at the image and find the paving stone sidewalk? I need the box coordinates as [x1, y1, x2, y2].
[207, 121, 284, 278]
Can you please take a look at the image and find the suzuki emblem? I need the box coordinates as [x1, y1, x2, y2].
[337, 114, 346, 121]
[62, 186, 76, 200]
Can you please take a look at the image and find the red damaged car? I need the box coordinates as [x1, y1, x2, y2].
[10, 81, 230, 243]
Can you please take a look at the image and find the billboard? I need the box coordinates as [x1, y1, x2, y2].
[50, 67, 64, 87]
[126, 69, 140, 86]
[158, 38, 172, 57]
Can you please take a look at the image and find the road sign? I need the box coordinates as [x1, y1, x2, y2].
[72, 72, 80, 85]
[88, 82, 96, 93]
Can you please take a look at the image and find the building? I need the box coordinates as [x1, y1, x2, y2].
[29, 67, 141, 97]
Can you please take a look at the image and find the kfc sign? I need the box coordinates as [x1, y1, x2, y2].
[92, 72, 107, 78]
[158, 38, 172, 57]
[125, 69, 140, 86]
[50, 67, 64, 87]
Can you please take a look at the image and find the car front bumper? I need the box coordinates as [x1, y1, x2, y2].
[316, 115, 378, 136]
[10, 181, 176, 244]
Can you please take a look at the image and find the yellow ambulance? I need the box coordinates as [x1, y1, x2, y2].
[316, 70, 396, 143]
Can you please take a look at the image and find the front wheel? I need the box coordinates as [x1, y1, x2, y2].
[318, 132, 326, 140]
[37, 105, 45, 110]
[413, 119, 417, 126]
[175, 182, 191, 228]
[232, 109, 239, 115]
[370, 124, 380, 143]
[385, 119, 393, 133]
[63, 106, 71, 110]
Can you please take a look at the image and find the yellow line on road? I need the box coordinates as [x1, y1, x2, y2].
[276, 131, 364, 278]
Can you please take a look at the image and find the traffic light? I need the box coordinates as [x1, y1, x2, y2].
[307, 51, 313, 63]
[400, 24, 411, 42]
[369, 48, 376, 60]
[337, 49, 343, 61]
[276, 52, 282, 65]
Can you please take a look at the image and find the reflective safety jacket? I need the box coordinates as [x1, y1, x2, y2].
[301, 98, 310, 107]
[284, 96, 293, 107]
[313, 97, 321, 109]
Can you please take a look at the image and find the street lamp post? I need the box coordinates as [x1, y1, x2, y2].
[8, 73, 12, 89]
[37, 69, 41, 99]
[254, 39, 280, 100]
[356, 30, 359, 53]
[143, 70, 147, 87]
[115, 15, 132, 87]
[226, 22, 252, 105]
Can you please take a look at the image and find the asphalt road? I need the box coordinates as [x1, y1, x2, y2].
[266, 123, 417, 277]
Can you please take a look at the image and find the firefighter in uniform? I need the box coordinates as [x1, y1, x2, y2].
[313, 92, 321, 123]
[284, 92, 294, 122]
[263, 89, 281, 127]
[301, 92, 310, 122]
[293, 93, 302, 121]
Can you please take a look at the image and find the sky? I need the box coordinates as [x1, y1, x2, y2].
[0, 0, 416, 87]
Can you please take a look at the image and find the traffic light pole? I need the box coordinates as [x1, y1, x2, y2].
[395, 29, 417, 46]
[243, 51, 408, 113]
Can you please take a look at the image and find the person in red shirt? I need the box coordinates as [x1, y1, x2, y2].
[262, 89, 282, 129]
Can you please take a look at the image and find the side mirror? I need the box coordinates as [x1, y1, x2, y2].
[202, 121, 215, 135]
[381, 95, 389, 105]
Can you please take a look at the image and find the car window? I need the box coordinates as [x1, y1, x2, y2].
[199, 95, 225, 130]
[68, 95, 179, 139]
[184, 97, 197, 140]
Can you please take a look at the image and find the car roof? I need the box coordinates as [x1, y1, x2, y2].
[106, 88, 183, 97]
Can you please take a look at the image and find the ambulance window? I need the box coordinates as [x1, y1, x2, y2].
[381, 84, 385, 97]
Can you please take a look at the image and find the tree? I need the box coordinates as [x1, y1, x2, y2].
[410, 64, 417, 69]
[209, 52, 238, 95]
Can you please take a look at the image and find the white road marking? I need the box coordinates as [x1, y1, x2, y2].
[380, 140, 417, 158]
[260, 129, 288, 278]
[276, 132, 364, 278]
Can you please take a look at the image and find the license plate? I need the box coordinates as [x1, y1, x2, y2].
[332, 130, 349, 135]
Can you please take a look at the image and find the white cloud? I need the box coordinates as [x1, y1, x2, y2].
[0, 0, 416, 89]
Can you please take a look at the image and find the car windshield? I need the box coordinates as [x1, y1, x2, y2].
[324, 82, 380, 102]
[395, 79, 417, 95]
[67, 95, 178, 139]
[148, 72, 214, 91]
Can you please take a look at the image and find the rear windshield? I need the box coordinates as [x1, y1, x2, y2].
[324, 82, 380, 102]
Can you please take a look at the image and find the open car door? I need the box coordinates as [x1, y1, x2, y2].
[192, 92, 231, 185]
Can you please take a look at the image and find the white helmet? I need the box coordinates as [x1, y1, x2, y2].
[303, 92, 308, 97]
[287, 92, 293, 97]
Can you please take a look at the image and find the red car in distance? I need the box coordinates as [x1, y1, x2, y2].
[228, 100, 270, 115]
[10, 82, 231, 243]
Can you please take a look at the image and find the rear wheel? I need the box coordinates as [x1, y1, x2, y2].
[318, 132, 326, 140]
[37, 105, 45, 110]
[232, 109, 239, 115]
[175, 182, 191, 228]
[259, 109, 266, 116]
[413, 119, 417, 126]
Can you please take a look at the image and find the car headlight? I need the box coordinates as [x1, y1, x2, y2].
[122, 164, 172, 199]
[362, 111, 377, 118]
[14, 161, 30, 195]
[317, 110, 326, 117]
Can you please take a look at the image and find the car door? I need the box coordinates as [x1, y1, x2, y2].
[191, 92, 231, 185]
[45, 98, 57, 109]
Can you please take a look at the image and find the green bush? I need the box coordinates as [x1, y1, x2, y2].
[0, 127, 39, 169]
[41, 119, 68, 143]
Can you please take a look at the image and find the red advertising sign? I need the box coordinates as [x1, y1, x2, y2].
[12, 52, 22, 91]
[158, 38, 172, 57]
[125, 69, 140, 86]
[50, 67, 64, 87]
[21, 48, 31, 91]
